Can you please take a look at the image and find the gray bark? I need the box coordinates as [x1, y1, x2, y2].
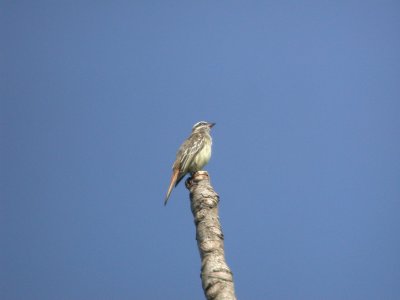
[185, 171, 237, 300]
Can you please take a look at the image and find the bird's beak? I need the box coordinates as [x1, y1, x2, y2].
[208, 122, 216, 128]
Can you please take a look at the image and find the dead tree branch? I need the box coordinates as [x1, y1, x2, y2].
[185, 171, 237, 300]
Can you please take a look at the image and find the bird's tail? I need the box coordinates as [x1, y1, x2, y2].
[164, 169, 179, 206]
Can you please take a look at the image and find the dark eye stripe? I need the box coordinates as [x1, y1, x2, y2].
[193, 121, 208, 129]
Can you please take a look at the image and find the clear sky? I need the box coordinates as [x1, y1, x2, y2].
[2, 1, 400, 299]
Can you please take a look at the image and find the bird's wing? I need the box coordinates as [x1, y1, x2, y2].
[173, 133, 205, 185]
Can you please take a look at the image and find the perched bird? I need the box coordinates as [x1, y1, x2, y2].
[165, 121, 215, 205]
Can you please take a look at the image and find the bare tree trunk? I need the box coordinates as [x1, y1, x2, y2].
[185, 171, 237, 300]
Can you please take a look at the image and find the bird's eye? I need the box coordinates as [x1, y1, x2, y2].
[193, 121, 207, 129]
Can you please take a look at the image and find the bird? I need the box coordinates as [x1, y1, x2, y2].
[164, 121, 215, 205]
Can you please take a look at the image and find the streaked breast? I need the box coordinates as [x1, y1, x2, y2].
[192, 141, 212, 171]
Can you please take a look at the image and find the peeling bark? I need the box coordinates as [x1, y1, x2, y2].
[185, 171, 237, 300]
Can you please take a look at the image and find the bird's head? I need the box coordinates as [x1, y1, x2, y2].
[192, 121, 215, 133]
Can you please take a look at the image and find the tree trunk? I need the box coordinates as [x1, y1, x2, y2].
[185, 171, 237, 300]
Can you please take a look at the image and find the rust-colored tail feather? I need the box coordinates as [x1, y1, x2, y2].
[164, 169, 180, 205]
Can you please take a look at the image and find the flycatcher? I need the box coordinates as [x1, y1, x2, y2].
[165, 121, 215, 205]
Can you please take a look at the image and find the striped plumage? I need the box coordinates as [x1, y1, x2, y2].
[165, 121, 215, 205]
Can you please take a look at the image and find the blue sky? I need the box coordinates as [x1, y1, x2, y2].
[2, 1, 400, 299]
